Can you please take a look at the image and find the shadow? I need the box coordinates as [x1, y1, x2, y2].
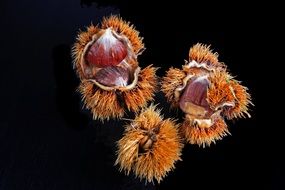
[52, 44, 89, 130]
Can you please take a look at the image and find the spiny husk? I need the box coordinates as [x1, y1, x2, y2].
[224, 80, 252, 119]
[207, 70, 252, 119]
[162, 43, 252, 147]
[161, 68, 186, 108]
[207, 70, 236, 109]
[78, 66, 158, 121]
[115, 105, 183, 183]
[78, 81, 124, 121]
[181, 116, 230, 147]
[123, 65, 158, 112]
[189, 43, 221, 67]
[73, 16, 157, 120]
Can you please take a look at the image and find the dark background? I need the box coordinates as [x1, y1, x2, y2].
[0, 0, 281, 189]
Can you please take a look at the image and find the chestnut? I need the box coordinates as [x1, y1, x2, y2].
[72, 16, 158, 121]
[162, 43, 252, 147]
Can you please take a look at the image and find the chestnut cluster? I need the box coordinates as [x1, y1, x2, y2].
[72, 16, 252, 183]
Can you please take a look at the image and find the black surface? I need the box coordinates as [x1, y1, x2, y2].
[0, 0, 279, 190]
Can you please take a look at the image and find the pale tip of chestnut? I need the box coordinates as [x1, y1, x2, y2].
[86, 28, 128, 68]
